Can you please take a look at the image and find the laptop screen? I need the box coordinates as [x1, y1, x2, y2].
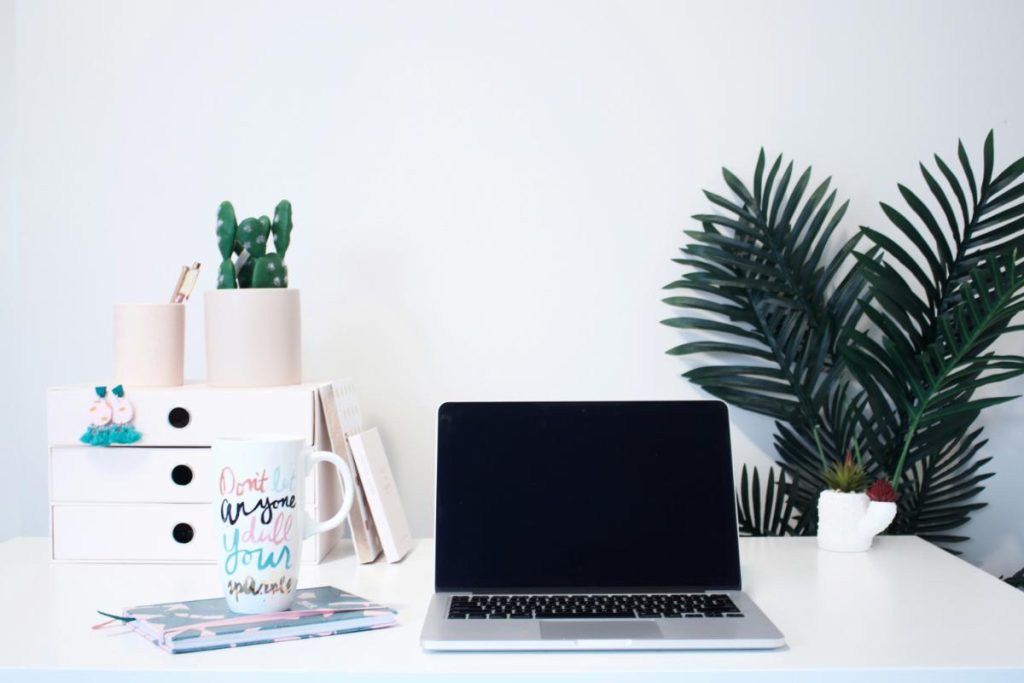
[435, 401, 741, 592]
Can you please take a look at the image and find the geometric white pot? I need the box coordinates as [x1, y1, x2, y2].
[817, 490, 897, 553]
[204, 288, 302, 387]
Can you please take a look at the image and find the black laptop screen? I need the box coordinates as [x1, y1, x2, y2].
[434, 401, 741, 592]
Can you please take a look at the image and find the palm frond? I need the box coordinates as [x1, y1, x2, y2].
[857, 131, 1024, 356]
[845, 250, 1024, 483]
[735, 465, 812, 536]
[839, 133, 1024, 548]
[667, 132, 1024, 549]
[896, 427, 993, 552]
[662, 151, 861, 429]
[1005, 567, 1024, 591]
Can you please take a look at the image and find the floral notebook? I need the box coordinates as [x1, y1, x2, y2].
[125, 586, 397, 654]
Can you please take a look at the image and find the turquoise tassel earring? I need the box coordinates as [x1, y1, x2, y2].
[80, 386, 114, 446]
[81, 385, 142, 446]
[109, 384, 141, 444]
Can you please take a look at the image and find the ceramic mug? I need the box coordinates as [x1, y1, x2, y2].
[213, 436, 354, 614]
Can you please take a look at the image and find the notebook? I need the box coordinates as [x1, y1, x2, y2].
[420, 401, 785, 651]
[125, 586, 396, 653]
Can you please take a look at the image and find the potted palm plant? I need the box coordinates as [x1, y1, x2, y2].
[205, 200, 301, 387]
[663, 131, 1024, 551]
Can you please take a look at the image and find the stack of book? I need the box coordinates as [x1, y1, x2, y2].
[319, 381, 414, 564]
[124, 586, 396, 654]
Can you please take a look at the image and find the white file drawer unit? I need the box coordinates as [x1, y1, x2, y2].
[47, 383, 344, 564]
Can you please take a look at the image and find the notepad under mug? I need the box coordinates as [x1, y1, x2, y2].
[213, 436, 355, 613]
[125, 586, 397, 653]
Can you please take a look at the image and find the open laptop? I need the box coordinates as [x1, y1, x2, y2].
[420, 401, 785, 651]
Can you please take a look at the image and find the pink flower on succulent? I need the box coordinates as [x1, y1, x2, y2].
[866, 479, 899, 502]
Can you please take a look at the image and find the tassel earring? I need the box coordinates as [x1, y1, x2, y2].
[109, 384, 142, 444]
[81, 386, 114, 446]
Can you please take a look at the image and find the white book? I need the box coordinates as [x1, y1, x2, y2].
[347, 428, 414, 563]
[318, 382, 382, 564]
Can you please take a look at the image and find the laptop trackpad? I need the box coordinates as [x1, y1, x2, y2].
[540, 621, 663, 641]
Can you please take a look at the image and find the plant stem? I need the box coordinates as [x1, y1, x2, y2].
[812, 426, 828, 471]
[890, 411, 922, 488]
[891, 251, 1022, 488]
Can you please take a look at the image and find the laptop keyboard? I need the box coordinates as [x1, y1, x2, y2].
[447, 593, 743, 619]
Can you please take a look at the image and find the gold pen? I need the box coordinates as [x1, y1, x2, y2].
[170, 266, 188, 304]
[171, 263, 202, 303]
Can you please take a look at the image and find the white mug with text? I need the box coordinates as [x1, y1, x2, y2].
[212, 435, 354, 614]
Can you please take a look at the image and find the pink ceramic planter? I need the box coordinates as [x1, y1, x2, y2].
[204, 289, 302, 387]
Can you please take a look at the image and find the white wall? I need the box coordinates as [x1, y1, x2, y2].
[0, 0, 17, 542]
[6, 0, 1024, 577]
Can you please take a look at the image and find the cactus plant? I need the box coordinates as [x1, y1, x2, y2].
[216, 202, 238, 289]
[252, 253, 288, 288]
[234, 237, 254, 288]
[237, 217, 270, 258]
[272, 200, 292, 256]
[215, 200, 294, 289]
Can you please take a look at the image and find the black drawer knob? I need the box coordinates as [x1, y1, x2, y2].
[168, 407, 190, 429]
[172, 523, 194, 544]
[171, 464, 193, 486]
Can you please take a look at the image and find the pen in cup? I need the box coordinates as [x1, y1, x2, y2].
[170, 262, 202, 304]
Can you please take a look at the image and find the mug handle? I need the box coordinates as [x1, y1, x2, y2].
[302, 449, 356, 540]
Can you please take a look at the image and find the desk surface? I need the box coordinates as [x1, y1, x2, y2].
[1, 536, 1023, 682]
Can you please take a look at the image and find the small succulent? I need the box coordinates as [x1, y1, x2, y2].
[866, 479, 899, 502]
[215, 200, 293, 289]
[823, 452, 868, 493]
[813, 427, 868, 493]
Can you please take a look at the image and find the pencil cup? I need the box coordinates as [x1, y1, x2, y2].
[113, 303, 185, 387]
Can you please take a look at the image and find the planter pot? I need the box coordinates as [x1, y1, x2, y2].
[817, 490, 897, 553]
[204, 288, 302, 387]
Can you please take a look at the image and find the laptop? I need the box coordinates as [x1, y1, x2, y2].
[420, 400, 785, 651]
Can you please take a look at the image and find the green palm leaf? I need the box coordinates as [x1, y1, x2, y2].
[666, 132, 1024, 549]
[735, 465, 811, 536]
[845, 134, 1024, 537]
[1005, 567, 1024, 591]
[661, 152, 861, 426]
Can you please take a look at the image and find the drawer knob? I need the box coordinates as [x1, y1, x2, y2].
[168, 407, 191, 429]
[172, 523, 194, 544]
[171, 464, 194, 486]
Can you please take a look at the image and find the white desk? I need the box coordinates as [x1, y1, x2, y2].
[1, 536, 1023, 682]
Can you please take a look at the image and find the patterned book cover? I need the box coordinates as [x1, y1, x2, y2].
[125, 586, 397, 654]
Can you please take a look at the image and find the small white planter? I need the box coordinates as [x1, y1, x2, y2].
[204, 289, 302, 387]
[817, 490, 897, 552]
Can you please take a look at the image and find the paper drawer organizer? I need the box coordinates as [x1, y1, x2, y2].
[46, 382, 346, 563]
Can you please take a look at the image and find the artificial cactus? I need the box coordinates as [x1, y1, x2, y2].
[237, 217, 270, 259]
[218, 259, 237, 290]
[252, 253, 288, 288]
[213, 199, 294, 289]
[235, 247, 254, 287]
[233, 238, 253, 288]
[272, 200, 292, 257]
[216, 201, 238, 289]
[234, 217, 268, 287]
